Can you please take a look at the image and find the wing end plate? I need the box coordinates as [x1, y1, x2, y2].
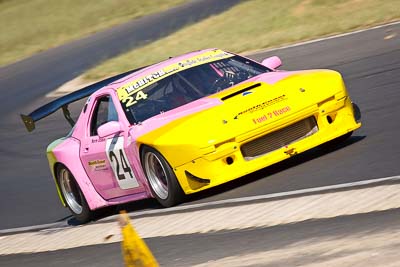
[21, 114, 35, 132]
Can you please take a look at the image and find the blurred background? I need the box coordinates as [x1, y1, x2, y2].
[1, 0, 399, 79]
[1, 0, 400, 266]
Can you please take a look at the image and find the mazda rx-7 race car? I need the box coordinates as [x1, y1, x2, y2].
[22, 49, 361, 222]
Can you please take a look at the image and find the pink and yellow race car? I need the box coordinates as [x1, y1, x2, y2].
[22, 49, 361, 222]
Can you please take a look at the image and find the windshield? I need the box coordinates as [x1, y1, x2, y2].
[120, 54, 270, 124]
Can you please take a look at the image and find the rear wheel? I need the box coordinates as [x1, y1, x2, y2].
[141, 146, 184, 207]
[57, 166, 92, 223]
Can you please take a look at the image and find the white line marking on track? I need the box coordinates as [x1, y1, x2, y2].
[2, 175, 398, 235]
[0, 222, 69, 235]
[121, 175, 400, 217]
[2, 182, 400, 255]
[249, 20, 400, 55]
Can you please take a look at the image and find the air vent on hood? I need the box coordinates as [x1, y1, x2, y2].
[221, 83, 261, 101]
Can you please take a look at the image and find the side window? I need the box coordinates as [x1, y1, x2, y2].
[90, 96, 118, 136]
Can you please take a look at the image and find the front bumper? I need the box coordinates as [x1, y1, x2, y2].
[174, 96, 361, 194]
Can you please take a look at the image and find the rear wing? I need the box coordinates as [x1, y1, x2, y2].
[21, 67, 143, 132]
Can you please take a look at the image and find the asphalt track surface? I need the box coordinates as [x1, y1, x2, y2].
[2, 208, 399, 266]
[0, 20, 399, 232]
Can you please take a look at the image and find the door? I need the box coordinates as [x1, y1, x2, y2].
[80, 94, 142, 199]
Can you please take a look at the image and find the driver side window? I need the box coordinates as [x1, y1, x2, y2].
[90, 96, 118, 136]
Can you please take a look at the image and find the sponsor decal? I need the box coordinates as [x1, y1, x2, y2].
[235, 95, 287, 119]
[91, 137, 105, 143]
[242, 91, 252, 96]
[88, 159, 107, 171]
[272, 106, 291, 116]
[252, 106, 291, 124]
[123, 69, 177, 95]
[117, 49, 233, 107]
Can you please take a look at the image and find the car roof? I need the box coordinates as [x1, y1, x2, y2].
[106, 48, 219, 91]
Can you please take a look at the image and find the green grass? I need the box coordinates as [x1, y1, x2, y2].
[84, 0, 400, 80]
[0, 0, 186, 67]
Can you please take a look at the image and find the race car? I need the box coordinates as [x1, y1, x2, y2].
[21, 49, 361, 222]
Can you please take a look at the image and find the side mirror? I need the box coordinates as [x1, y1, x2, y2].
[261, 56, 282, 70]
[97, 121, 122, 138]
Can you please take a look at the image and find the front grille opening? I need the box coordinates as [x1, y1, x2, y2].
[241, 117, 318, 160]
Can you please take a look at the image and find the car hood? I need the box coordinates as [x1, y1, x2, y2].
[134, 69, 346, 167]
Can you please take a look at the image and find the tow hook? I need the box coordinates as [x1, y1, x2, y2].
[284, 146, 297, 156]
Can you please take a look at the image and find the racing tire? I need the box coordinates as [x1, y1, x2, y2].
[141, 146, 184, 207]
[57, 166, 92, 223]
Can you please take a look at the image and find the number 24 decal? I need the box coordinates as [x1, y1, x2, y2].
[106, 137, 139, 189]
[109, 150, 133, 180]
[123, 91, 148, 107]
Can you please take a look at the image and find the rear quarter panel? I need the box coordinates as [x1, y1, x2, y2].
[47, 137, 109, 210]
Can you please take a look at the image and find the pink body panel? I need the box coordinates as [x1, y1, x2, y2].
[261, 56, 282, 70]
[73, 89, 151, 203]
[52, 138, 108, 210]
[248, 70, 302, 84]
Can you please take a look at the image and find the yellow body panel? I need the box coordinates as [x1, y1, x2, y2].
[137, 70, 361, 194]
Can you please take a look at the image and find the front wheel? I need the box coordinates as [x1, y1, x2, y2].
[141, 146, 184, 207]
[57, 166, 92, 223]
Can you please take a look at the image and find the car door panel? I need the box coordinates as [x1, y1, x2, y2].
[79, 93, 143, 200]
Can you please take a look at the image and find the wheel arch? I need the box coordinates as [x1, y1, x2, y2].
[138, 143, 155, 195]
[138, 143, 188, 193]
[48, 138, 109, 211]
[53, 162, 67, 206]
[138, 143, 148, 163]
[139, 145, 185, 206]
